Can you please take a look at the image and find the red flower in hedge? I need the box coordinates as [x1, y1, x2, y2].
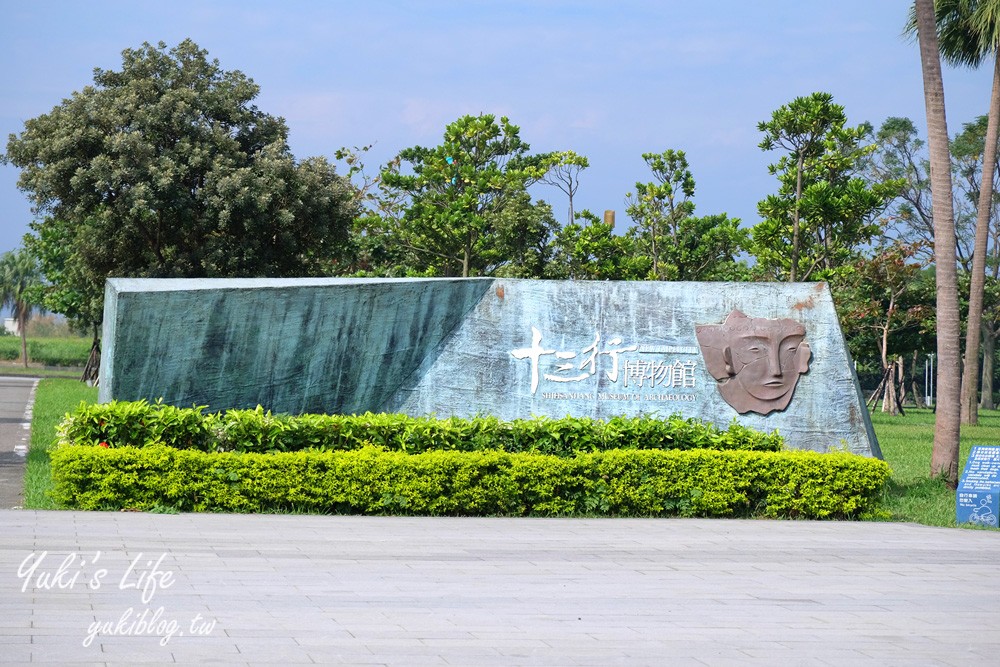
[99, 442, 109, 448]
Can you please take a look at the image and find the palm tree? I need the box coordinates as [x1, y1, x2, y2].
[914, 0, 963, 486]
[1, 249, 42, 368]
[932, 0, 1000, 425]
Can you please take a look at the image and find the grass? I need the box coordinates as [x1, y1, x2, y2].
[872, 407, 1000, 529]
[0, 335, 91, 368]
[0, 364, 86, 380]
[23, 378, 97, 509]
[17, 379, 1000, 528]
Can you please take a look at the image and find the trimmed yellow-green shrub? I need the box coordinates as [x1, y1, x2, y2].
[50, 444, 890, 519]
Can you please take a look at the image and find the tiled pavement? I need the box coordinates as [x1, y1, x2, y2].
[2, 375, 997, 665]
[0, 376, 38, 509]
[1, 512, 998, 666]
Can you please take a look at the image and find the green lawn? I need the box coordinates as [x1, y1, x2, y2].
[18, 379, 1000, 527]
[23, 378, 97, 509]
[0, 365, 86, 380]
[871, 407, 1000, 528]
[0, 335, 90, 368]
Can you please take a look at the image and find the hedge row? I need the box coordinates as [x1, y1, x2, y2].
[58, 401, 784, 456]
[49, 444, 890, 519]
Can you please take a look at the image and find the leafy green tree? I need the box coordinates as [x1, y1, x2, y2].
[869, 117, 981, 266]
[20, 216, 108, 381]
[625, 150, 748, 281]
[753, 93, 900, 282]
[330, 144, 415, 276]
[380, 114, 553, 277]
[866, 115, 1000, 411]
[545, 210, 649, 280]
[980, 276, 1000, 407]
[836, 241, 931, 414]
[21, 217, 104, 333]
[755, 93, 838, 281]
[625, 150, 695, 279]
[3, 39, 356, 283]
[482, 192, 559, 278]
[869, 114, 1000, 276]
[914, 0, 963, 486]
[951, 115, 996, 259]
[0, 249, 42, 368]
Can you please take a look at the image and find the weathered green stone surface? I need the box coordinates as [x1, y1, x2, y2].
[100, 277, 880, 457]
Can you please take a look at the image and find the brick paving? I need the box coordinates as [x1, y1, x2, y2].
[0, 376, 38, 509]
[1, 512, 998, 666]
[3, 375, 998, 665]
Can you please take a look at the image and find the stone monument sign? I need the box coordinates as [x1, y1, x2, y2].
[99, 277, 880, 457]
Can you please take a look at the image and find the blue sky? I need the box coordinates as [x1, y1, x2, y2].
[0, 1, 993, 256]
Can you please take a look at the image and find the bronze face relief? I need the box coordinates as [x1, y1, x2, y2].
[695, 310, 811, 415]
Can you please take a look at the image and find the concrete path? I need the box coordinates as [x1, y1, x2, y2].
[0, 376, 38, 509]
[2, 512, 998, 666]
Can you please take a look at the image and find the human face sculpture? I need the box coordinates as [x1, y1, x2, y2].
[695, 310, 812, 415]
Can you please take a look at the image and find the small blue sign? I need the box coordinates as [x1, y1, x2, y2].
[957, 446, 1000, 528]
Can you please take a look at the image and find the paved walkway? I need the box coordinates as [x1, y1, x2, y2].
[0, 376, 38, 509]
[2, 512, 998, 666]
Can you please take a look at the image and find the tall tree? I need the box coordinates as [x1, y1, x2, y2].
[951, 115, 1000, 412]
[625, 150, 695, 279]
[914, 0, 963, 486]
[754, 93, 900, 282]
[947, 116, 991, 267]
[928, 0, 1000, 424]
[870, 114, 1000, 412]
[981, 276, 1000, 407]
[3, 39, 356, 286]
[869, 118, 937, 258]
[380, 114, 553, 277]
[21, 217, 106, 381]
[331, 145, 416, 277]
[540, 150, 589, 227]
[625, 150, 748, 281]
[868, 116, 984, 267]
[0, 249, 42, 368]
[756, 93, 841, 281]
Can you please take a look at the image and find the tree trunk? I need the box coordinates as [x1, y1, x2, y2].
[880, 356, 907, 416]
[81, 326, 100, 386]
[462, 231, 472, 278]
[896, 355, 907, 415]
[791, 151, 804, 282]
[878, 320, 892, 413]
[881, 367, 900, 415]
[960, 51, 1000, 425]
[868, 367, 890, 412]
[982, 322, 996, 410]
[916, 0, 962, 487]
[912, 349, 926, 408]
[18, 316, 28, 368]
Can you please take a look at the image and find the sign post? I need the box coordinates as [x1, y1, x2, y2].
[957, 446, 1000, 528]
